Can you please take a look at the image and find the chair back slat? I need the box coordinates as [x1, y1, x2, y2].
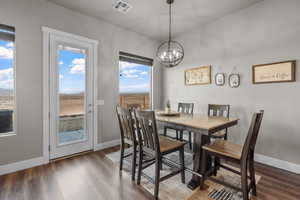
[116, 106, 136, 143]
[127, 103, 142, 110]
[208, 104, 230, 118]
[241, 110, 264, 163]
[178, 103, 194, 114]
[134, 110, 160, 154]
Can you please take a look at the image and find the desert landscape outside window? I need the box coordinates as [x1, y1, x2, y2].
[58, 45, 87, 144]
[0, 24, 15, 135]
[119, 52, 153, 110]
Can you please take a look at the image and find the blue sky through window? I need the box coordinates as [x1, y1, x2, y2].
[0, 40, 14, 91]
[58, 49, 85, 94]
[119, 61, 151, 94]
[1, 41, 152, 95]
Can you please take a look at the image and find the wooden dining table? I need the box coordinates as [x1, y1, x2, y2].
[156, 111, 239, 190]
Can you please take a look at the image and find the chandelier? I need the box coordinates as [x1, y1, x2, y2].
[156, 0, 184, 68]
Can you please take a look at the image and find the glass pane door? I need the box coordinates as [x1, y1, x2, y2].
[49, 32, 94, 160]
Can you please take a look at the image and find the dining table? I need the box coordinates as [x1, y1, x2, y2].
[155, 110, 239, 190]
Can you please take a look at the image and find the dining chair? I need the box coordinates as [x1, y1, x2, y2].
[200, 110, 264, 200]
[163, 102, 194, 149]
[208, 104, 230, 139]
[116, 106, 138, 181]
[207, 104, 230, 174]
[134, 110, 186, 200]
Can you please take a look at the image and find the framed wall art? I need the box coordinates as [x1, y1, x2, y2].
[252, 60, 296, 84]
[185, 65, 211, 85]
[215, 73, 225, 86]
[229, 73, 240, 88]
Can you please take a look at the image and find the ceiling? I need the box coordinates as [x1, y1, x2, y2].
[48, 0, 263, 41]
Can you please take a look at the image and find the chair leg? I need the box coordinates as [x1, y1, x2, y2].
[224, 128, 228, 140]
[137, 149, 143, 185]
[120, 142, 125, 171]
[159, 161, 163, 170]
[200, 150, 207, 190]
[179, 148, 185, 184]
[213, 157, 220, 176]
[249, 154, 257, 196]
[179, 130, 183, 141]
[131, 144, 137, 181]
[163, 127, 167, 136]
[241, 163, 249, 200]
[154, 158, 161, 200]
[224, 133, 228, 140]
[188, 132, 192, 150]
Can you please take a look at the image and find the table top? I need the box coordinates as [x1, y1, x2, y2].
[156, 111, 239, 131]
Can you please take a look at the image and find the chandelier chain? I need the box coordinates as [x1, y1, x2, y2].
[169, 2, 172, 42]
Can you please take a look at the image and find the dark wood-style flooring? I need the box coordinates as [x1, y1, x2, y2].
[0, 146, 300, 200]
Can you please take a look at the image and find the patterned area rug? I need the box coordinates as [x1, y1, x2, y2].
[106, 147, 260, 200]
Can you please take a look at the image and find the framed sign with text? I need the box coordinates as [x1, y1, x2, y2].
[252, 60, 296, 84]
[185, 66, 211, 85]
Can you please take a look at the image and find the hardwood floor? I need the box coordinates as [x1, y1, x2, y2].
[0, 146, 300, 200]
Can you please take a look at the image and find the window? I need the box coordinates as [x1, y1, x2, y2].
[58, 45, 87, 144]
[0, 24, 15, 135]
[119, 51, 153, 110]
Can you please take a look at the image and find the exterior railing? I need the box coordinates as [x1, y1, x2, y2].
[120, 93, 150, 109]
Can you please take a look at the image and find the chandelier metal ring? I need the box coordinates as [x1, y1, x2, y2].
[156, 40, 184, 67]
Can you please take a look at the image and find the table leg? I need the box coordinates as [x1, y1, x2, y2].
[187, 133, 211, 190]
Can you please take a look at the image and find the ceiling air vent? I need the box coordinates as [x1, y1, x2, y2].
[113, 0, 132, 14]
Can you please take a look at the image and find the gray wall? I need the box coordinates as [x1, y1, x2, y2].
[163, 0, 300, 165]
[0, 0, 161, 165]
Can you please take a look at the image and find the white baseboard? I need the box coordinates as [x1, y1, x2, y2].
[255, 153, 300, 174]
[0, 156, 48, 176]
[94, 139, 120, 151]
[0, 139, 121, 176]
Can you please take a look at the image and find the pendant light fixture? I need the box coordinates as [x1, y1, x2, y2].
[157, 0, 184, 68]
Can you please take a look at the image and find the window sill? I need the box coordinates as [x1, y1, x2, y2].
[0, 132, 16, 138]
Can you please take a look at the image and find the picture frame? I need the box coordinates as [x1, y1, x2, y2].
[215, 73, 225, 86]
[185, 65, 211, 85]
[252, 60, 296, 84]
[228, 73, 240, 88]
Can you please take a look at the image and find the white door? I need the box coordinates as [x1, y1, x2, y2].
[49, 33, 95, 159]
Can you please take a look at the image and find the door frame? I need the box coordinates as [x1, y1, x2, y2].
[42, 27, 98, 162]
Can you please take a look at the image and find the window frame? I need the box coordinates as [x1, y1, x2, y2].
[0, 24, 17, 137]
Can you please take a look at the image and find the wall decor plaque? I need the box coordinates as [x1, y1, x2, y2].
[229, 73, 240, 88]
[252, 60, 296, 84]
[215, 73, 225, 86]
[185, 66, 211, 85]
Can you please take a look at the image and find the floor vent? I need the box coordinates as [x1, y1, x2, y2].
[113, 0, 132, 14]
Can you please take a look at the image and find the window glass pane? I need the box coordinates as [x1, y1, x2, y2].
[0, 37, 14, 134]
[119, 61, 152, 110]
[58, 47, 86, 144]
